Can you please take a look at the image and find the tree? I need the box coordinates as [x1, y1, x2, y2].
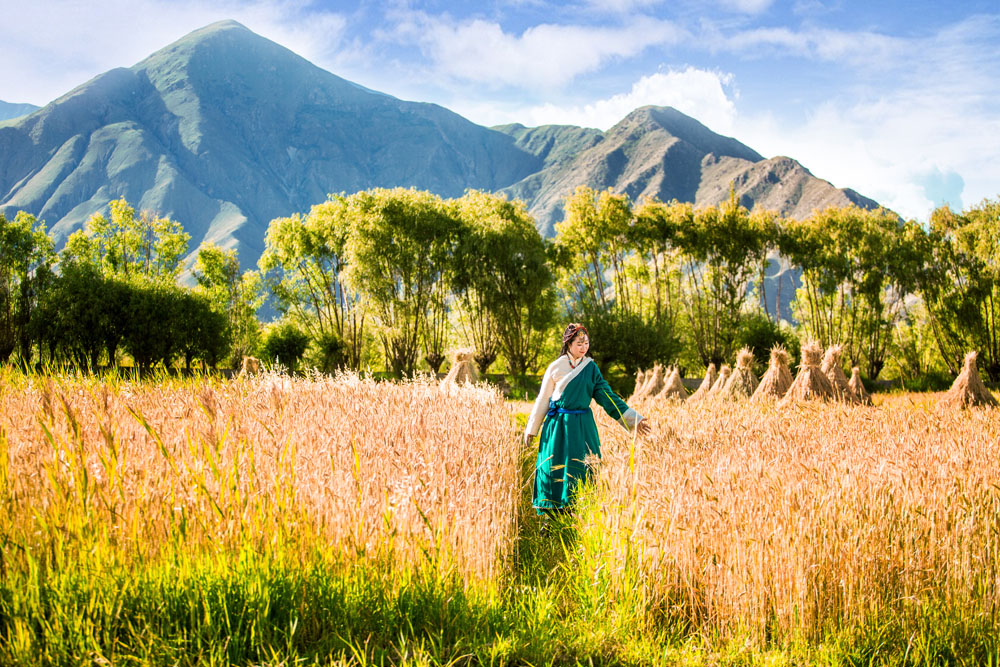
[262, 321, 310, 372]
[780, 206, 919, 379]
[31, 262, 127, 370]
[194, 243, 263, 365]
[69, 198, 190, 282]
[174, 290, 231, 371]
[122, 282, 185, 373]
[670, 193, 777, 367]
[453, 191, 556, 377]
[0, 212, 55, 364]
[916, 199, 1000, 379]
[343, 188, 461, 376]
[259, 199, 366, 369]
[554, 188, 682, 375]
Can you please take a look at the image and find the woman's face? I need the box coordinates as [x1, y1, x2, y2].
[568, 333, 590, 359]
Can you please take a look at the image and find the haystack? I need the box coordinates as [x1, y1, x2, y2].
[630, 368, 648, 401]
[719, 348, 758, 399]
[706, 365, 732, 398]
[849, 366, 873, 406]
[940, 351, 998, 409]
[238, 355, 262, 378]
[687, 363, 718, 402]
[752, 346, 793, 400]
[780, 340, 836, 404]
[822, 344, 858, 403]
[657, 366, 688, 401]
[441, 348, 479, 386]
[640, 363, 666, 399]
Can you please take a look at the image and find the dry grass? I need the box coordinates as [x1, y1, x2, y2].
[587, 397, 1000, 643]
[0, 371, 519, 581]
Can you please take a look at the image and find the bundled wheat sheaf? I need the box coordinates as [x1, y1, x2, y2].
[655, 366, 688, 402]
[687, 363, 718, 403]
[719, 348, 758, 400]
[0, 371, 518, 580]
[752, 346, 792, 400]
[706, 364, 731, 399]
[638, 363, 666, 400]
[849, 366, 873, 406]
[940, 351, 999, 409]
[441, 347, 479, 386]
[781, 340, 835, 403]
[630, 368, 648, 401]
[821, 344, 858, 404]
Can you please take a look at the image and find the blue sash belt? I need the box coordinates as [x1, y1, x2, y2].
[547, 400, 588, 418]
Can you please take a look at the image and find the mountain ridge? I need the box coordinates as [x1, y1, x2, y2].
[1, 20, 882, 265]
[0, 101, 39, 121]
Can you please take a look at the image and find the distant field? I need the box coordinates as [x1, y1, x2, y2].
[2, 371, 998, 665]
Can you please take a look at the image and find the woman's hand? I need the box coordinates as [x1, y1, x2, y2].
[523, 432, 535, 447]
[636, 418, 652, 437]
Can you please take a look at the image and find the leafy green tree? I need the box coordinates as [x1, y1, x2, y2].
[453, 191, 555, 376]
[915, 199, 1000, 378]
[194, 243, 263, 365]
[262, 321, 310, 372]
[422, 286, 449, 373]
[31, 262, 127, 369]
[0, 211, 55, 364]
[780, 206, 920, 378]
[174, 290, 231, 371]
[259, 199, 366, 369]
[308, 331, 348, 373]
[665, 193, 776, 367]
[66, 198, 190, 282]
[122, 282, 185, 373]
[555, 186, 632, 314]
[343, 188, 461, 376]
[554, 187, 682, 375]
[631, 198, 684, 336]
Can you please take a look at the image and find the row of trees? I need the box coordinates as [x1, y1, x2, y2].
[2, 187, 998, 382]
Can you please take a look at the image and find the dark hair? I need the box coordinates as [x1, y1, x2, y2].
[560, 322, 589, 357]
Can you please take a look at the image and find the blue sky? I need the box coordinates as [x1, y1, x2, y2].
[3, 0, 998, 221]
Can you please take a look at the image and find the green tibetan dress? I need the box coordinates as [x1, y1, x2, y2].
[526, 356, 641, 513]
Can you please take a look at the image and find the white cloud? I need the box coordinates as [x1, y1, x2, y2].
[581, 0, 664, 12]
[712, 25, 904, 68]
[734, 15, 1000, 220]
[453, 67, 737, 131]
[393, 13, 684, 89]
[716, 0, 775, 14]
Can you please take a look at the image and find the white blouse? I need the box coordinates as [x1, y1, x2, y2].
[525, 355, 643, 436]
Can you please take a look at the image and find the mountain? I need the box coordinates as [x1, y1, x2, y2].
[0, 20, 881, 270]
[0, 101, 40, 121]
[0, 20, 539, 262]
[496, 106, 878, 236]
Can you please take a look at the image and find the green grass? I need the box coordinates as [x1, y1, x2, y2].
[3, 497, 999, 665]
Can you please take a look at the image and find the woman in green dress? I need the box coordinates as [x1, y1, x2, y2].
[523, 323, 651, 514]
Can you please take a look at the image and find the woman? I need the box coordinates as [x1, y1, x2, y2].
[523, 323, 650, 514]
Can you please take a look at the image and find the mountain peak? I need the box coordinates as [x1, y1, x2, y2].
[612, 105, 763, 163]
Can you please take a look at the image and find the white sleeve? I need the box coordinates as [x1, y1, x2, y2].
[525, 364, 557, 436]
[620, 407, 643, 430]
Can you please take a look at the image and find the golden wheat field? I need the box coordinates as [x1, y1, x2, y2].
[3, 370, 1000, 655]
[0, 372, 520, 581]
[592, 392, 1000, 642]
